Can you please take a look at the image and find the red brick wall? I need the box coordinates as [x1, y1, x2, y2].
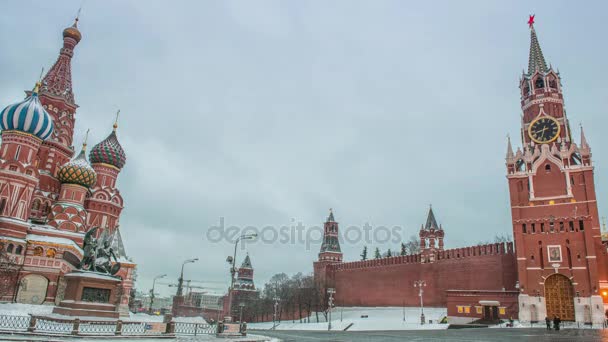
[319, 243, 517, 307]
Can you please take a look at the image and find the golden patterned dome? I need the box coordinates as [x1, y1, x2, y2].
[57, 146, 97, 188]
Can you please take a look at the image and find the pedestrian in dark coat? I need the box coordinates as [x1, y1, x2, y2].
[553, 315, 560, 331]
[545, 316, 551, 330]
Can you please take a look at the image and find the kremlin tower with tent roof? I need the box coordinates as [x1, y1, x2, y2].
[0, 15, 135, 316]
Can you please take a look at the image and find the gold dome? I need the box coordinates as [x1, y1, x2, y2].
[63, 20, 82, 43]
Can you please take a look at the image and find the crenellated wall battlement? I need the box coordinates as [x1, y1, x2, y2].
[331, 242, 514, 272]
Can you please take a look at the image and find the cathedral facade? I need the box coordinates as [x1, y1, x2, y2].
[314, 18, 608, 325]
[0, 18, 134, 315]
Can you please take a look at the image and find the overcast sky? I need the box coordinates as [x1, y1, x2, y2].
[1, 1, 607, 297]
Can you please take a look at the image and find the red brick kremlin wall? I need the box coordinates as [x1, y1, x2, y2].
[322, 242, 517, 307]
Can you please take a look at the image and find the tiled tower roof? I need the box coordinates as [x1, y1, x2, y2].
[527, 18, 549, 75]
[41, 19, 81, 105]
[424, 206, 439, 230]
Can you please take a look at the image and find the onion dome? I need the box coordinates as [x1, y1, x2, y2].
[0, 82, 54, 140]
[63, 18, 82, 43]
[57, 143, 97, 188]
[89, 114, 126, 169]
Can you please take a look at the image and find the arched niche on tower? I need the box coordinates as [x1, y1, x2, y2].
[531, 158, 567, 198]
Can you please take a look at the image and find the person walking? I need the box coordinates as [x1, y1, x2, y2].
[545, 316, 551, 330]
[553, 315, 560, 331]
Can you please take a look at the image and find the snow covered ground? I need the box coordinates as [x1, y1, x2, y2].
[0, 303, 54, 316]
[249, 306, 448, 331]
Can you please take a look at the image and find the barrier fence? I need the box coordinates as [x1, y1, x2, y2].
[0, 314, 217, 336]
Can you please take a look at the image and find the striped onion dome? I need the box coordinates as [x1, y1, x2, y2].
[0, 83, 54, 140]
[89, 129, 126, 169]
[57, 147, 97, 188]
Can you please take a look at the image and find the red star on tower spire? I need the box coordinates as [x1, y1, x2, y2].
[528, 14, 535, 28]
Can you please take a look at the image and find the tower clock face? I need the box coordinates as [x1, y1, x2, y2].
[528, 116, 560, 144]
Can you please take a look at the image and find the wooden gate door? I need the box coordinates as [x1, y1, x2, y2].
[544, 274, 575, 321]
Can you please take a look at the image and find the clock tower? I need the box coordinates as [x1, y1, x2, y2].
[506, 16, 608, 324]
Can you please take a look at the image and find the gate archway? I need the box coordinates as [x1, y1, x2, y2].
[544, 274, 575, 321]
[16, 274, 48, 305]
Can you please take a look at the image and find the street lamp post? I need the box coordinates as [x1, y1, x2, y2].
[414, 280, 426, 325]
[226, 233, 257, 320]
[177, 258, 198, 296]
[327, 288, 335, 331]
[272, 297, 280, 330]
[149, 274, 167, 313]
[239, 302, 245, 323]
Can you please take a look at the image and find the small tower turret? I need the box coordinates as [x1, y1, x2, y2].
[85, 112, 126, 234]
[318, 208, 343, 263]
[419, 205, 444, 263]
[0, 81, 54, 237]
[48, 135, 96, 232]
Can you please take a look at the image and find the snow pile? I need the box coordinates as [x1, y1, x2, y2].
[127, 312, 165, 322]
[249, 306, 448, 331]
[128, 312, 209, 324]
[0, 303, 54, 316]
[173, 316, 209, 324]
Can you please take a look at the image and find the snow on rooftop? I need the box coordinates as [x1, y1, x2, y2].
[25, 234, 83, 254]
[0, 236, 26, 244]
[29, 224, 85, 238]
[65, 271, 120, 281]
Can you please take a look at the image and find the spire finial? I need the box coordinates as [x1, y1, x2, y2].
[32, 67, 45, 94]
[74, 2, 84, 26]
[528, 14, 535, 28]
[113, 109, 120, 132]
[506, 134, 514, 159]
[82, 129, 90, 151]
[580, 122, 589, 148]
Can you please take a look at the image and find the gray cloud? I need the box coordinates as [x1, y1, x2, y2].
[1, 0, 607, 296]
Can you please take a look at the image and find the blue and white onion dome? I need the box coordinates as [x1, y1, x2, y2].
[0, 82, 54, 140]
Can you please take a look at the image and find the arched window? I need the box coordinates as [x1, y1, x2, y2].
[548, 77, 557, 90]
[535, 77, 544, 89]
[46, 248, 56, 258]
[32, 200, 40, 211]
[7, 244, 14, 253]
[33, 246, 43, 256]
[516, 160, 526, 172]
[545, 164, 551, 172]
[15, 245, 23, 255]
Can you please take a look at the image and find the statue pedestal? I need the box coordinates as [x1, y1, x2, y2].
[53, 271, 121, 319]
